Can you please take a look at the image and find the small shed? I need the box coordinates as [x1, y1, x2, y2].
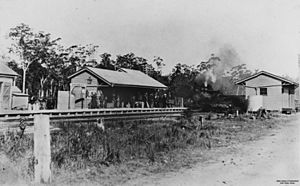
[0, 63, 18, 110]
[68, 67, 167, 109]
[11, 86, 29, 110]
[236, 71, 299, 112]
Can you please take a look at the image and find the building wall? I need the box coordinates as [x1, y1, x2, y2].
[70, 72, 99, 86]
[12, 95, 29, 109]
[0, 76, 14, 110]
[282, 86, 296, 109]
[0, 77, 14, 84]
[70, 72, 100, 109]
[70, 71, 158, 109]
[245, 75, 283, 111]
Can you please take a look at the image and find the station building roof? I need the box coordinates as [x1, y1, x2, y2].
[68, 67, 167, 89]
[0, 63, 18, 77]
[235, 71, 299, 87]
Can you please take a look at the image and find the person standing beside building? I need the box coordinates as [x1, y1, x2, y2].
[130, 96, 136, 108]
[90, 92, 98, 109]
[80, 87, 87, 109]
[96, 88, 104, 108]
[143, 92, 149, 108]
[116, 94, 120, 108]
[162, 93, 167, 108]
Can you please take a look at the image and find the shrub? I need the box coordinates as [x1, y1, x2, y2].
[0, 118, 220, 178]
[50, 119, 215, 169]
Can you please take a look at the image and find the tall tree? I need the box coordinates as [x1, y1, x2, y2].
[116, 53, 151, 74]
[115, 53, 136, 69]
[221, 64, 258, 95]
[153, 56, 165, 75]
[8, 23, 61, 93]
[96, 53, 115, 70]
[169, 63, 200, 98]
[63, 44, 99, 74]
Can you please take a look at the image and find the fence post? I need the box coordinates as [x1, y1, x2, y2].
[34, 114, 51, 184]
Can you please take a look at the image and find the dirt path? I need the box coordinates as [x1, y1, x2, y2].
[129, 114, 300, 186]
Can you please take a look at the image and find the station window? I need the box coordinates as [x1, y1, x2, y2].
[260, 88, 267, 96]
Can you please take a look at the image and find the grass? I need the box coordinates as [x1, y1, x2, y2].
[0, 113, 296, 185]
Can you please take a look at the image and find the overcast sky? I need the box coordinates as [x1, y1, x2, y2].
[0, 0, 300, 78]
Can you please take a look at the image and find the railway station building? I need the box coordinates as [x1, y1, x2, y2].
[236, 71, 299, 112]
[68, 67, 168, 109]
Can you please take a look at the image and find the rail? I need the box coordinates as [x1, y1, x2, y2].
[0, 107, 187, 129]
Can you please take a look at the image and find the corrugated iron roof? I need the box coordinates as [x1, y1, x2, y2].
[235, 71, 299, 87]
[69, 67, 167, 89]
[0, 63, 18, 77]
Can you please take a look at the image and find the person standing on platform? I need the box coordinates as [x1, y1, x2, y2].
[162, 93, 167, 108]
[116, 94, 120, 108]
[143, 93, 149, 108]
[96, 88, 104, 108]
[130, 96, 136, 108]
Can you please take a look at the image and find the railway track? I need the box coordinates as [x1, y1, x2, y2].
[0, 107, 187, 130]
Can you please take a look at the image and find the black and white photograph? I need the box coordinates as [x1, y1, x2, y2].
[0, 0, 299, 185]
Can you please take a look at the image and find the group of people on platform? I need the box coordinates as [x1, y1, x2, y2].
[88, 90, 173, 109]
[26, 89, 177, 110]
[28, 96, 49, 110]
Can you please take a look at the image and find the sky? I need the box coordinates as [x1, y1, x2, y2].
[0, 0, 300, 78]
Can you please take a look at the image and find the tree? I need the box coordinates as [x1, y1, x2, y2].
[8, 23, 62, 93]
[96, 53, 115, 70]
[8, 24, 34, 93]
[63, 44, 99, 74]
[115, 53, 136, 69]
[26, 61, 47, 97]
[219, 64, 258, 95]
[115, 53, 153, 74]
[153, 56, 165, 75]
[8, 24, 100, 108]
[224, 64, 254, 82]
[168, 63, 200, 99]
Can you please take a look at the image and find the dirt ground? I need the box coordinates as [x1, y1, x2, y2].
[126, 113, 300, 186]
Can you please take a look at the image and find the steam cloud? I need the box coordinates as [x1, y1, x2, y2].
[196, 44, 242, 92]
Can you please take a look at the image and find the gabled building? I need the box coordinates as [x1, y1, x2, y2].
[68, 67, 167, 109]
[236, 71, 298, 112]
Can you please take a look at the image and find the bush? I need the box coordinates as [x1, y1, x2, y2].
[0, 130, 33, 161]
[0, 118, 220, 180]
[0, 130, 34, 180]
[50, 119, 214, 169]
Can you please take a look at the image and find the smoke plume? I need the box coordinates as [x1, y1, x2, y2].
[195, 44, 242, 92]
[212, 44, 242, 92]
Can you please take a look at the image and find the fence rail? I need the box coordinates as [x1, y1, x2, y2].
[0, 107, 187, 129]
